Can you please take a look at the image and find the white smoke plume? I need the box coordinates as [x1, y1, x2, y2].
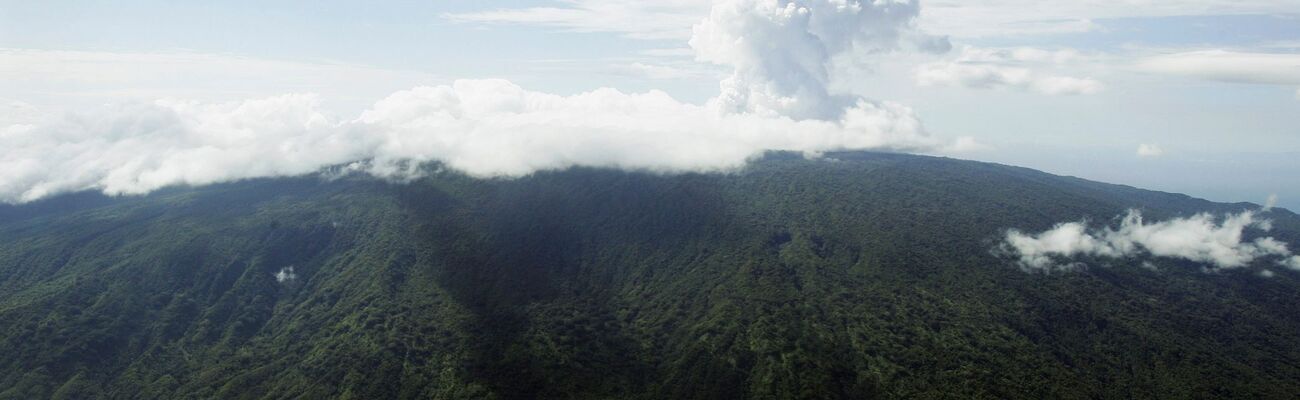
[690, 0, 949, 119]
[1003, 210, 1299, 272]
[0, 0, 955, 204]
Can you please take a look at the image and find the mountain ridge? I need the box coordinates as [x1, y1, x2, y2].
[1, 151, 1298, 399]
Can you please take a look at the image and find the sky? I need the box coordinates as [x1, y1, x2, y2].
[1, 0, 1298, 209]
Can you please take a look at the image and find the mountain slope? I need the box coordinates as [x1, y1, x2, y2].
[1, 152, 1298, 399]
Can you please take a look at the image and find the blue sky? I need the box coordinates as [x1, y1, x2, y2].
[1, 0, 1298, 208]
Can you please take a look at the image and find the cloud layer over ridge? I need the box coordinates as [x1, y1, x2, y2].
[0, 1, 964, 204]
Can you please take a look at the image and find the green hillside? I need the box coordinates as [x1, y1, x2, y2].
[1, 152, 1298, 399]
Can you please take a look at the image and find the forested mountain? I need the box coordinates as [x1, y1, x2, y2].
[2, 151, 1298, 399]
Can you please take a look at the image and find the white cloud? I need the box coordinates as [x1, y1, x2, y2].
[690, 0, 948, 120]
[1005, 221, 1120, 271]
[1137, 144, 1165, 157]
[916, 47, 1103, 95]
[275, 266, 297, 283]
[1136, 50, 1300, 86]
[358, 80, 939, 177]
[0, 95, 369, 203]
[1003, 210, 1298, 272]
[0, 1, 964, 203]
[1265, 194, 1279, 210]
[1260, 269, 1276, 278]
[0, 79, 949, 204]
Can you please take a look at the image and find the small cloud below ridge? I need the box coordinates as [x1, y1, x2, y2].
[1002, 209, 1300, 273]
[275, 266, 297, 283]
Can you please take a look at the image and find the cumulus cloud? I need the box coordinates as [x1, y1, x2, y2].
[1003, 210, 1298, 272]
[0, 0, 961, 204]
[690, 0, 949, 120]
[1137, 144, 1164, 158]
[916, 47, 1103, 95]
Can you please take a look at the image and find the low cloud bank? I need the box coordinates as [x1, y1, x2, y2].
[0, 80, 945, 204]
[0, 0, 965, 204]
[1003, 210, 1300, 272]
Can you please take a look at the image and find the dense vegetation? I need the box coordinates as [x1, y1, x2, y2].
[1, 151, 1298, 399]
